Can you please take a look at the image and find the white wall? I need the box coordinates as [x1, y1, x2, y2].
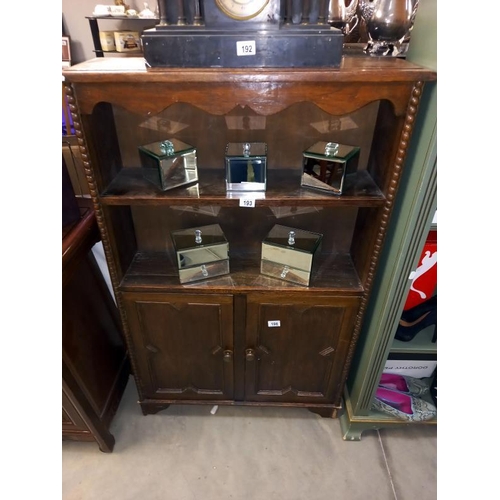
[62, 0, 159, 64]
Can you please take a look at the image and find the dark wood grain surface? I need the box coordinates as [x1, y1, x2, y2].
[102, 168, 385, 207]
[119, 251, 363, 294]
[63, 56, 437, 83]
[62, 199, 130, 452]
[63, 56, 436, 415]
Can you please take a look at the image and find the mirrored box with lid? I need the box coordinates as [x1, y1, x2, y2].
[225, 142, 267, 192]
[260, 224, 323, 286]
[171, 224, 230, 284]
[138, 138, 198, 192]
[301, 141, 360, 195]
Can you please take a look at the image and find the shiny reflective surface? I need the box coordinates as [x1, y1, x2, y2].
[328, 0, 359, 35]
[301, 141, 360, 196]
[139, 138, 198, 192]
[362, 0, 420, 56]
[178, 259, 230, 284]
[263, 224, 323, 255]
[260, 224, 323, 286]
[171, 223, 229, 273]
[225, 142, 267, 192]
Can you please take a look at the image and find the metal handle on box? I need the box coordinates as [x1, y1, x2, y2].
[281, 266, 290, 278]
[160, 140, 175, 155]
[324, 142, 339, 156]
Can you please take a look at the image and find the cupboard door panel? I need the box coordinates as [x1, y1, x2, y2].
[62, 391, 89, 433]
[245, 294, 360, 404]
[124, 293, 234, 400]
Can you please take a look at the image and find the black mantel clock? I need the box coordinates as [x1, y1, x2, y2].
[204, 0, 281, 26]
[141, 0, 343, 68]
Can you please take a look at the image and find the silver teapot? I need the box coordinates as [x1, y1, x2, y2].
[359, 0, 420, 56]
[328, 0, 359, 35]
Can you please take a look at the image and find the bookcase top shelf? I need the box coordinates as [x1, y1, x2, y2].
[63, 56, 437, 84]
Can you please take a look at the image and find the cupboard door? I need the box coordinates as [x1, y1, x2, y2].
[244, 294, 361, 404]
[62, 391, 89, 434]
[123, 293, 234, 401]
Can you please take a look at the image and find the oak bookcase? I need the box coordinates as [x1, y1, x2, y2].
[63, 56, 436, 417]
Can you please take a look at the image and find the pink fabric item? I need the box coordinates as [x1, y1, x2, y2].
[375, 387, 412, 415]
[379, 373, 409, 393]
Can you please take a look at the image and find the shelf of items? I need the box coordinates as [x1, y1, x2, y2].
[390, 324, 437, 355]
[101, 169, 385, 207]
[339, 0, 437, 440]
[86, 16, 159, 57]
[119, 250, 363, 294]
[63, 55, 436, 418]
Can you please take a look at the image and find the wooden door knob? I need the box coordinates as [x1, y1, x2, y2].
[223, 350, 233, 363]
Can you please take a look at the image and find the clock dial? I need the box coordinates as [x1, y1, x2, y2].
[215, 0, 271, 21]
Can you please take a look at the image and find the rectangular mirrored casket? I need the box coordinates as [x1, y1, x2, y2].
[301, 141, 360, 195]
[260, 224, 323, 286]
[138, 138, 198, 191]
[171, 224, 230, 284]
[225, 142, 267, 192]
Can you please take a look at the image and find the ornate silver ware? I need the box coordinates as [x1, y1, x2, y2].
[361, 0, 420, 56]
[328, 0, 359, 35]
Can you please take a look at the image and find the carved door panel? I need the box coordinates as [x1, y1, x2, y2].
[62, 390, 89, 433]
[123, 293, 234, 401]
[244, 294, 361, 404]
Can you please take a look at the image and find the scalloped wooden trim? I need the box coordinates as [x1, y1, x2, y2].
[64, 82, 146, 400]
[337, 81, 425, 404]
[73, 80, 412, 117]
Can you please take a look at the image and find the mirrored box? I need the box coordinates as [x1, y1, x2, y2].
[301, 141, 360, 195]
[260, 224, 323, 286]
[225, 142, 267, 192]
[138, 138, 198, 192]
[171, 224, 230, 284]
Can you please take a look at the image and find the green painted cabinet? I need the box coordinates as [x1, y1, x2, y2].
[340, 0, 437, 440]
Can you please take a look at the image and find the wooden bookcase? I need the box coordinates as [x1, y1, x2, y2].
[63, 56, 436, 417]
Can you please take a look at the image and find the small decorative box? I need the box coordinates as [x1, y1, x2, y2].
[138, 138, 198, 192]
[99, 31, 116, 52]
[171, 224, 230, 284]
[301, 141, 360, 195]
[114, 31, 141, 52]
[225, 142, 267, 192]
[260, 224, 323, 286]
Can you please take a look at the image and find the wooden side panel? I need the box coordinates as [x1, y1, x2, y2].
[62, 253, 126, 419]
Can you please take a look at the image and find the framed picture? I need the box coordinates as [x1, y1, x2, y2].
[62, 36, 71, 64]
